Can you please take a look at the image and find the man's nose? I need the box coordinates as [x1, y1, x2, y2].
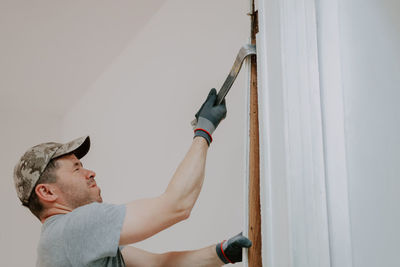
[85, 169, 96, 179]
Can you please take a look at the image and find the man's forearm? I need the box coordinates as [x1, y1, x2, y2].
[122, 245, 224, 267]
[160, 245, 224, 267]
[163, 136, 209, 213]
[121, 233, 251, 266]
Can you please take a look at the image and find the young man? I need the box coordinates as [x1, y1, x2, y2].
[14, 89, 252, 267]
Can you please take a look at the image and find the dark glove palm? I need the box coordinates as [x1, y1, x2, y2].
[195, 88, 227, 128]
[194, 88, 227, 145]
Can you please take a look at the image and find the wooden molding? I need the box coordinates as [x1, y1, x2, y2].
[248, 6, 263, 267]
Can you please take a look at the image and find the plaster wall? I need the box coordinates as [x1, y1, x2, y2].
[61, 0, 249, 263]
[0, 111, 61, 265]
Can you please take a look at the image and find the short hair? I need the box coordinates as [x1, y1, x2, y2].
[23, 158, 60, 220]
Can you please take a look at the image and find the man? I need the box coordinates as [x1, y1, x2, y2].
[14, 89, 252, 267]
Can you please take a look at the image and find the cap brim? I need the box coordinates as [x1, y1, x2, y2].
[52, 136, 90, 159]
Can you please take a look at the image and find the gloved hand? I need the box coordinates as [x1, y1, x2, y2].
[193, 88, 227, 145]
[216, 232, 252, 264]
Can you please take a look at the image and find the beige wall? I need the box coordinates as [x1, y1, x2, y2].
[2, 0, 250, 266]
[0, 111, 62, 265]
[62, 0, 249, 258]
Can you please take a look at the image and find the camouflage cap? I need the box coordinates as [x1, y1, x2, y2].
[13, 136, 91, 205]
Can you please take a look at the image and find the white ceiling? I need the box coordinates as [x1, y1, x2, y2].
[0, 0, 166, 116]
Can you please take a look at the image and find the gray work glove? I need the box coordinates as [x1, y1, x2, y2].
[216, 232, 252, 264]
[193, 88, 227, 145]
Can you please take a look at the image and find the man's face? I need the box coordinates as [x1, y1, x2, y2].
[54, 154, 102, 209]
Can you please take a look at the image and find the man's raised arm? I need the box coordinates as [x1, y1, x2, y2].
[120, 89, 226, 245]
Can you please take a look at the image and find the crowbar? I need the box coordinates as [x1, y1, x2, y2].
[191, 44, 257, 128]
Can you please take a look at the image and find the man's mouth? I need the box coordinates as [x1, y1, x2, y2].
[88, 180, 97, 188]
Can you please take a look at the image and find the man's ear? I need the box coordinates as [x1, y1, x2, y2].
[35, 184, 58, 203]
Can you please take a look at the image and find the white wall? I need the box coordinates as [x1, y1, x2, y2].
[0, 110, 62, 265]
[61, 0, 249, 263]
[338, 0, 400, 266]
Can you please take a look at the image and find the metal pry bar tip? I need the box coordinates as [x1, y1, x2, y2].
[216, 44, 256, 105]
[191, 44, 256, 129]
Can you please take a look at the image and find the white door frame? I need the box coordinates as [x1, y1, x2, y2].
[252, 0, 353, 266]
[314, 0, 353, 266]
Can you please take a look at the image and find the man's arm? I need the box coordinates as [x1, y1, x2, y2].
[121, 233, 252, 267]
[119, 89, 226, 245]
[121, 245, 223, 267]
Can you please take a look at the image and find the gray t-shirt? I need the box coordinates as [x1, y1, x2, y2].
[36, 202, 126, 267]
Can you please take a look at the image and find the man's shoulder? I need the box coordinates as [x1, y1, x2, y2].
[68, 202, 124, 216]
[38, 202, 127, 267]
[42, 202, 126, 234]
[72, 201, 103, 214]
[44, 202, 101, 225]
[64, 202, 124, 226]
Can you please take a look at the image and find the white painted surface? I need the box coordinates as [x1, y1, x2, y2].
[257, 0, 292, 265]
[315, 0, 354, 266]
[242, 39, 251, 267]
[337, 0, 400, 266]
[258, 0, 400, 266]
[257, 0, 331, 266]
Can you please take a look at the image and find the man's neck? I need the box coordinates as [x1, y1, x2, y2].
[40, 203, 73, 223]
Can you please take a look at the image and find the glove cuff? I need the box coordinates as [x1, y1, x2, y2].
[193, 117, 216, 146]
[216, 241, 233, 264]
[196, 117, 216, 135]
[194, 129, 212, 145]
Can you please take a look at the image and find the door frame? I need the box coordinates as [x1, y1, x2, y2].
[250, 0, 354, 266]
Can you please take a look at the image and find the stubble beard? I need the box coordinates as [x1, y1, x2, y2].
[63, 186, 103, 209]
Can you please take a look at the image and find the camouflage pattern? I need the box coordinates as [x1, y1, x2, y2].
[13, 136, 90, 205]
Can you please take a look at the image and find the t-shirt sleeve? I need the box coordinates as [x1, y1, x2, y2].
[63, 202, 126, 265]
